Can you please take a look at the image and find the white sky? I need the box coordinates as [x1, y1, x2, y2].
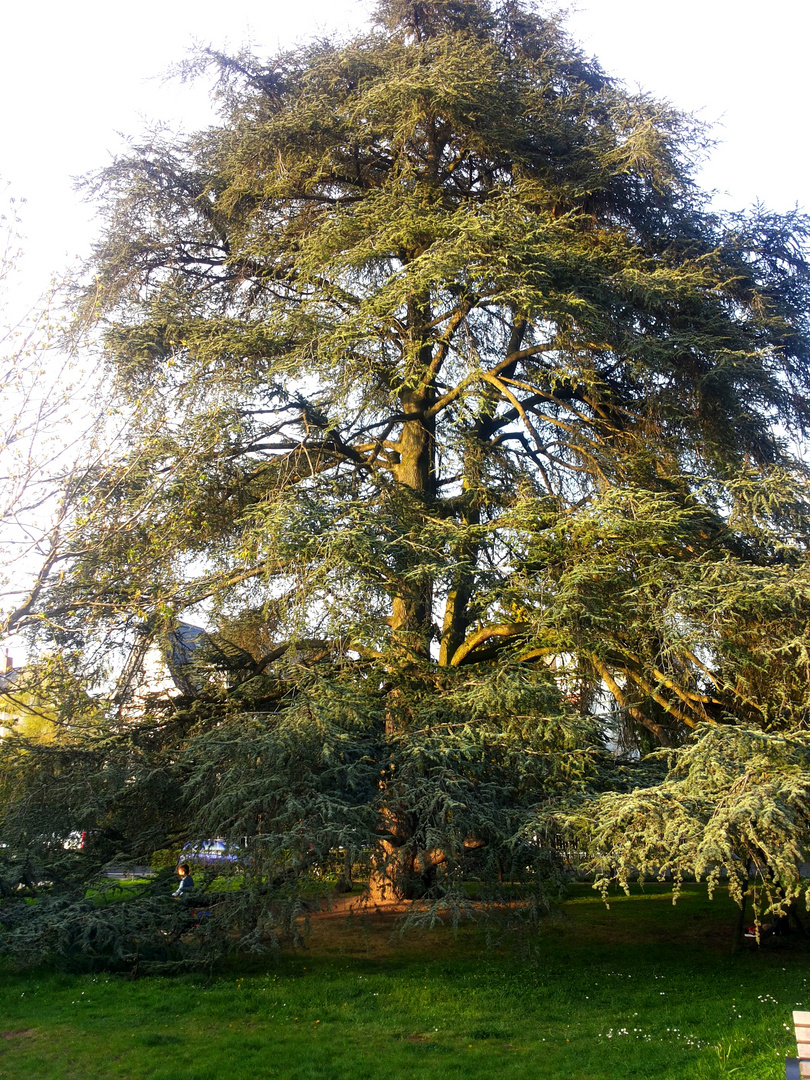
[1, 0, 808, 309]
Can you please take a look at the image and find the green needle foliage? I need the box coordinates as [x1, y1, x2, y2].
[3, 0, 810, 968]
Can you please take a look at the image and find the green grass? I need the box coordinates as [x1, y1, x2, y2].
[0, 884, 806, 1079]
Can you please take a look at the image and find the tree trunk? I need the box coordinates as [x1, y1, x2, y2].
[391, 386, 436, 657]
[373, 367, 438, 899]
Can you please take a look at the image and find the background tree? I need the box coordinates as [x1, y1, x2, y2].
[0, 179, 115, 647]
[3, 0, 810, 966]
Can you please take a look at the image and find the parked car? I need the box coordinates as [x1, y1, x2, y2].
[63, 830, 91, 851]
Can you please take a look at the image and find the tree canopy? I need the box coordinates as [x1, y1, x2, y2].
[3, 0, 810, 969]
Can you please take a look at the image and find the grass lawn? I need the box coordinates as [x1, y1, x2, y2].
[0, 883, 806, 1079]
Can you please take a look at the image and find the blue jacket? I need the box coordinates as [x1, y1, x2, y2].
[172, 874, 195, 898]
